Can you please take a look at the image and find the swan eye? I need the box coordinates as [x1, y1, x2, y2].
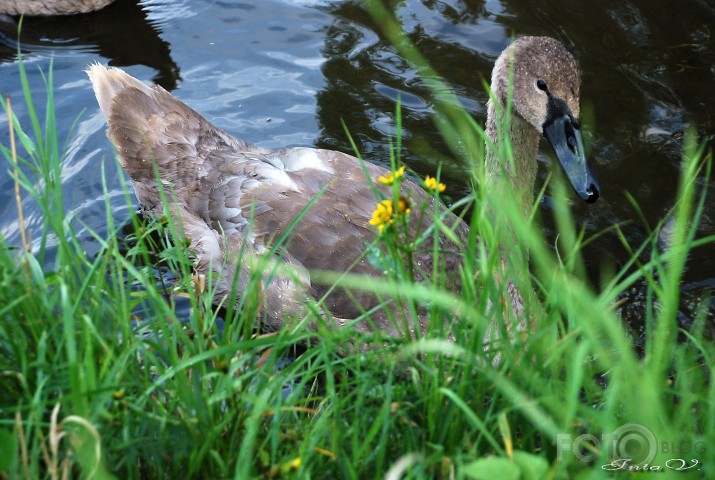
[536, 79, 548, 91]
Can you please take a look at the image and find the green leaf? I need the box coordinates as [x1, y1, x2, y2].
[462, 457, 520, 480]
[0, 428, 18, 473]
[513, 451, 550, 480]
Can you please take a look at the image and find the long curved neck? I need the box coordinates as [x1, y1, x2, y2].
[484, 98, 541, 217]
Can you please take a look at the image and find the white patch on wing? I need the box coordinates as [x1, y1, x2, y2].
[280, 148, 335, 174]
[240, 158, 299, 190]
[257, 166, 299, 189]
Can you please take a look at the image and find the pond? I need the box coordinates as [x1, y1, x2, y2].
[1, 0, 713, 338]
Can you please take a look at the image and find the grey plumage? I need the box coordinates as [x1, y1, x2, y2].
[0, 0, 114, 15]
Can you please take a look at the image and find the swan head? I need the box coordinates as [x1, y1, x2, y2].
[491, 36, 600, 203]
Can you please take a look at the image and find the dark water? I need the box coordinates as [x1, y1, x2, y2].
[0, 0, 713, 335]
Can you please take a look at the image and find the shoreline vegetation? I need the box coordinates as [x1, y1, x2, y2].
[2, 8, 714, 479]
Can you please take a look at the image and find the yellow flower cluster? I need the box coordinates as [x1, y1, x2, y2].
[377, 165, 406, 185]
[424, 175, 446, 193]
[369, 197, 411, 234]
[370, 164, 446, 234]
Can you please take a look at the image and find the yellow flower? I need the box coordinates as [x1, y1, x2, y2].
[424, 175, 446, 193]
[369, 199, 394, 233]
[377, 165, 406, 185]
[369, 197, 411, 234]
[396, 196, 411, 214]
[275, 457, 302, 475]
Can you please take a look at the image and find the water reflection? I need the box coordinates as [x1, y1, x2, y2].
[316, 0, 493, 186]
[0, 0, 179, 89]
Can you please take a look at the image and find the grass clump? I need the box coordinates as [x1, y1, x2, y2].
[2, 13, 715, 480]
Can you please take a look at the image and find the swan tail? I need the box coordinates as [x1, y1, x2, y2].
[86, 63, 251, 205]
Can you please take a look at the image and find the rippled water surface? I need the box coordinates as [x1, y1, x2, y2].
[1, 0, 713, 335]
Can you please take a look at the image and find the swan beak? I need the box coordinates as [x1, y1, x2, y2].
[543, 115, 600, 203]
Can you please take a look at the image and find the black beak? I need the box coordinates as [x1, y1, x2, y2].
[537, 79, 600, 203]
[543, 113, 600, 203]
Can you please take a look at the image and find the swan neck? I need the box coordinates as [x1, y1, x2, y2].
[485, 99, 541, 215]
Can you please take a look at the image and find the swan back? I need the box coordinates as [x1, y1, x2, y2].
[0, 0, 114, 15]
[87, 63, 470, 336]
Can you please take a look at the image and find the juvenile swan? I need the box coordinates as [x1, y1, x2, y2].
[0, 0, 114, 15]
[87, 36, 599, 339]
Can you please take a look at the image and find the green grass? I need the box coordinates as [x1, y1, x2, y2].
[2, 10, 715, 480]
